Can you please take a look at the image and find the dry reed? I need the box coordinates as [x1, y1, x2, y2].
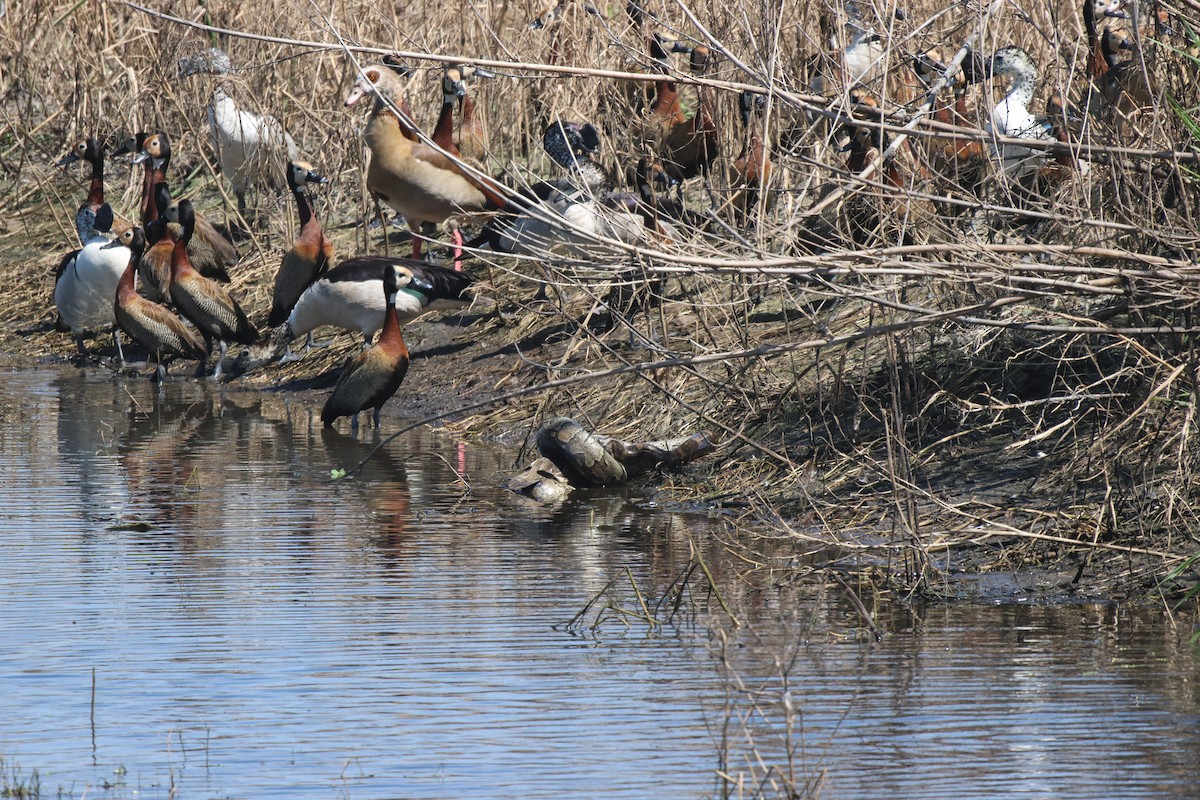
[2, 0, 1199, 601]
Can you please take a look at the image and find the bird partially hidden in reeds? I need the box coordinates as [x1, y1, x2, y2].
[177, 47, 299, 217]
[321, 264, 416, 430]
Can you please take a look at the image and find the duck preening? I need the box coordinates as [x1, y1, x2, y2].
[167, 200, 258, 381]
[107, 227, 207, 380]
[276, 256, 474, 362]
[177, 47, 299, 217]
[321, 264, 415, 430]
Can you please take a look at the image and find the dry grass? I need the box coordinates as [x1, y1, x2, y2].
[2, 0, 1200, 602]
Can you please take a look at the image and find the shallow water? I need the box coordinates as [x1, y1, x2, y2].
[0, 363, 1197, 799]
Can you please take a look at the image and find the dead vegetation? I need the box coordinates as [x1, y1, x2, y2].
[1, 0, 1200, 602]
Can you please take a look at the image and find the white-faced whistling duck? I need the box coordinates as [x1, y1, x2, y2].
[124, 132, 238, 280]
[277, 256, 474, 362]
[168, 200, 258, 380]
[1084, 0, 1153, 114]
[270, 162, 334, 345]
[320, 263, 416, 430]
[113, 131, 167, 227]
[344, 62, 508, 261]
[54, 203, 129, 359]
[455, 66, 492, 164]
[138, 183, 178, 304]
[431, 65, 494, 267]
[107, 226, 206, 380]
[732, 91, 775, 223]
[433, 65, 493, 161]
[57, 138, 107, 215]
[177, 47, 299, 217]
[910, 49, 986, 194]
[659, 43, 720, 186]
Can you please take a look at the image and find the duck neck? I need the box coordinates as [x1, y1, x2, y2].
[293, 188, 315, 229]
[86, 154, 104, 208]
[171, 238, 193, 280]
[140, 162, 156, 226]
[571, 157, 610, 192]
[116, 259, 137, 301]
[1003, 64, 1038, 111]
[433, 94, 456, 150]
[379, 292, 406, 352]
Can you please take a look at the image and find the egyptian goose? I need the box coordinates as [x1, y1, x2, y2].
[177, 48, 299, 217]
[269, 161, 334, 344]
[54, 203, 129, 359]
[278, 256, 473, 361]
[321, 264, 415, 430]
[107, 226, 206, 380]
[168, 200, 258, 380]
[344, 62, 506, 260]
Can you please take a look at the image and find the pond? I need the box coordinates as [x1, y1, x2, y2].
[0, 363, 1197, 799]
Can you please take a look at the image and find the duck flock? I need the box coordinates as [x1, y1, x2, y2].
[48, 0, 1188, 430]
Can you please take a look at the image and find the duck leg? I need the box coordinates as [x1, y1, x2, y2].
[210, 340, 229, 381]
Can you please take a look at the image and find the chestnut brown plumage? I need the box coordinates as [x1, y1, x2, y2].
[168, 200, 257, 380]
[321, 264, 416, 430]
[270, 161, 333, 328]
[107, 226, 206, 380]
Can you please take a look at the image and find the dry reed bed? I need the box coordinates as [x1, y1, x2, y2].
[1, 0, 1199, 598]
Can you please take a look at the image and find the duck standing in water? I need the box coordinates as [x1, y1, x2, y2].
[321, 264, 416, 431]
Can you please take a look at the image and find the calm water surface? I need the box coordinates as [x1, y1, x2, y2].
[0, 363, 1197, 799]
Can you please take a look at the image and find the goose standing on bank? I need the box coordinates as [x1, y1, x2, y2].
[321, 264, 415, 431]
[177, 47, 299, 217]
[270, 161, 334, 349]
[55, 203, 129, 360]
[276, 256, 474, 362]
[107, 226, 207, 381]
[168, 200, 258, 380]
[344, 62, 507, 260]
